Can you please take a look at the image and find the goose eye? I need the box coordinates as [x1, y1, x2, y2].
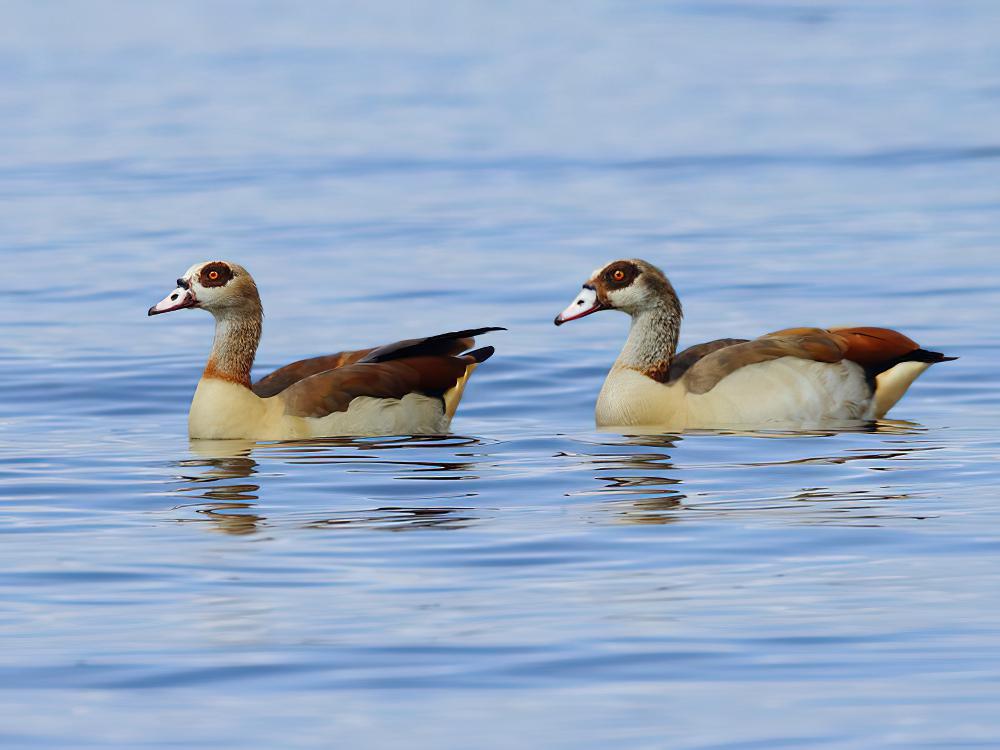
[208, 270, 220, 281]
[612, 269, 625, 282]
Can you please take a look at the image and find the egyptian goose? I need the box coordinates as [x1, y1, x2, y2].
[148, 261, 501, 439]
[554, 258, 955, 430]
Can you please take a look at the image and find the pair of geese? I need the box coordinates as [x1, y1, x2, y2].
[149, 260, 954, 439]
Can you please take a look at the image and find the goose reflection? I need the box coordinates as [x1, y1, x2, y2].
[574, 420, 935, 526]
[170, 436, 488, 535]
[566, 433, 687, 524]
[174, 439, 263, 535]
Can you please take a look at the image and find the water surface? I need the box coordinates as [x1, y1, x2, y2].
[1, 2, 999, 748]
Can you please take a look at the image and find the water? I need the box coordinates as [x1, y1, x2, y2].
[1, 1, 999, 747]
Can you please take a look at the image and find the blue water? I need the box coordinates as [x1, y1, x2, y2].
[1, 2, 999, 747]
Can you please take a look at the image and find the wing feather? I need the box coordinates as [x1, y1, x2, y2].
[252, 349, 374, 398]
[278, 355, 478, 418]
[252, 327, 504, 398]
[682, 328, 848, 395]
[667, 338, 749, 383]
[679, 324, 952, 396]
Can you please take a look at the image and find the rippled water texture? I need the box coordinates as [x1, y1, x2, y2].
[1, 2, 999, 748]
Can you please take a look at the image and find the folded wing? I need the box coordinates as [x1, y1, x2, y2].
[253, 349, 375, 397]
[680, 326, 953, 396]
[252, 327, 504, 398]
[278, 349, 495, 418]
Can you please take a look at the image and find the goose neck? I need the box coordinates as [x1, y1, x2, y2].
[615, 302, 682, 382]
[204, 309, 262, 388]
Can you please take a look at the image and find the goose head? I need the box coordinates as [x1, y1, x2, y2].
[554, 258, 677, 325]
[148, 261, 260, 318]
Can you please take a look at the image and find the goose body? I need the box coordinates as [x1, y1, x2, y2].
[187, 379, 453, 440]
[149, 261, 500, 439]
[555, 259, 954, 431]
[595, 357, 875, 429]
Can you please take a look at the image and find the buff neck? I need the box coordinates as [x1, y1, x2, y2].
[613, 295, 682, 382]
[203, 306, 263, 388]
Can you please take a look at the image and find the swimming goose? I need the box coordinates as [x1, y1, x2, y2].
[149, 261, 501, 439]
[554, 258, 954, 430]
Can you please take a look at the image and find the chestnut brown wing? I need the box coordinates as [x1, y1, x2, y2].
[252, 327, 504, 398]
[252, 349, 374, 398]
[277, 355, 481, 418]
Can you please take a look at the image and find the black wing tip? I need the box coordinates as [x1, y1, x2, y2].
[465, 346, 496, 364]
[450, 326, 506, 336]
[910, 349, 958, 363]
[362, 327, 506, 364]
[411, 326, 506, 345]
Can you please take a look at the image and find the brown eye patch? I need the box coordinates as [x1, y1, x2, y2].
[603, 261, 639, 288]
[199, 262, 233, 287]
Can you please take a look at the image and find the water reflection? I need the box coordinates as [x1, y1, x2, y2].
[169, 436, 488, 535]
[166, 423, 944, 535]
[174, 440, 262, 535]
[571, 422, 940, 526]
[563, 435, 686, 525]
[301, 503, 477, 531]
[598, 418, 925, 441]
